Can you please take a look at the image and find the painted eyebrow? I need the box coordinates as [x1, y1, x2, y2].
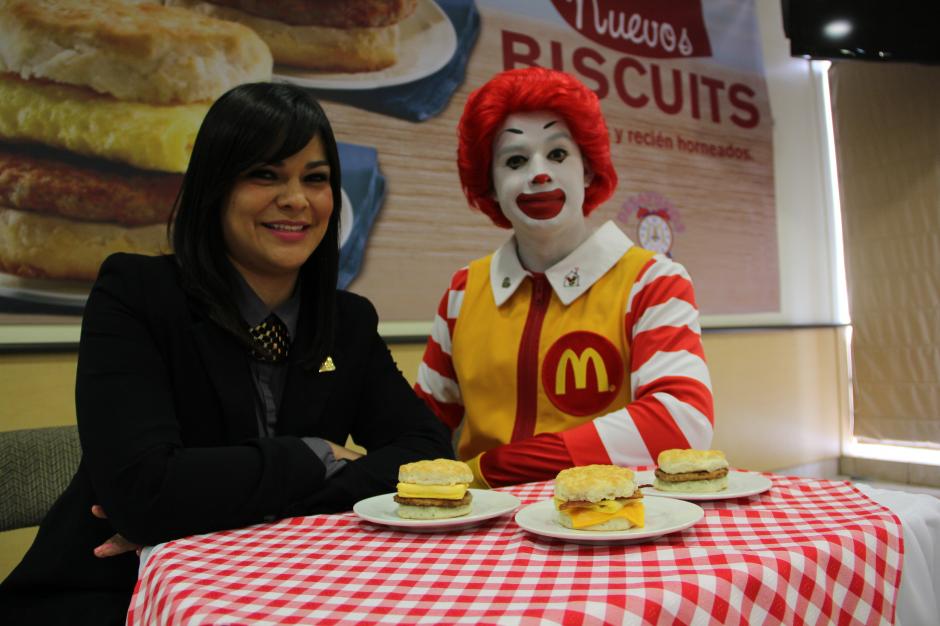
[494, 130, 574, 160]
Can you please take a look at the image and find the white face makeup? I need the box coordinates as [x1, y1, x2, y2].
[491, 111, 590, 235]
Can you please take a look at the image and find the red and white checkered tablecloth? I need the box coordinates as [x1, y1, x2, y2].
[127, 473, 903, 626]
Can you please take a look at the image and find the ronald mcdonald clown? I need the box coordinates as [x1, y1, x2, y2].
[416, 67, 714, 488]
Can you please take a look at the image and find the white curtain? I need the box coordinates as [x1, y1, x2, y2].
[830, 61, 940, 446]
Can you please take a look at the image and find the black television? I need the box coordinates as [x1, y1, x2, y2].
[781, 0, 940, 65]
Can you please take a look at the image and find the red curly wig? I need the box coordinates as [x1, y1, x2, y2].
[457, 67, 617, 229]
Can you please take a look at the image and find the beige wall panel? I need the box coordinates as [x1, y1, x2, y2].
[0, 353, 76, 583]
[0, 527, 38, 584]
[0, 328, 846, 581]
[705, 328, 844, 472]
[0, 353, 77, 431]
[389, 343, 425, 387]
[0, 331, 846, 460]
[395, 331, 845, 472]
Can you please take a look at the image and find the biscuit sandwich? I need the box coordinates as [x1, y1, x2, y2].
[654, 449, 729, 492]
[395, 458, 473, 520]
[0, 0, 272, 281]
[164, 0, 418, 72]
[554, 465, 644, 531]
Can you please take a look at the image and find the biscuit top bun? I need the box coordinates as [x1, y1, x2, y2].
[0, 0, 272, 104]
[657, 449, 728, 474]
[398, 459, 473, 486]
[554, 465, 636, 503]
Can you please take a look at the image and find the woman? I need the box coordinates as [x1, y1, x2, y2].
[415, 67, 714, 488]
[0, 83, 453, 624]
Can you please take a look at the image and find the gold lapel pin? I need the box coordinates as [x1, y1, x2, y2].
[319, 356, 336, 373]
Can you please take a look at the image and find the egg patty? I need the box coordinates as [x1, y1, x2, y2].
[0, 74, 207, 173]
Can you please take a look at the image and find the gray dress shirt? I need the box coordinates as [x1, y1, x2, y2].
[234, 273, 347, 479]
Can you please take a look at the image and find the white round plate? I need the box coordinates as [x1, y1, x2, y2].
[274, 0, 457, 90]
[353, 489, 521, 533]
[0, 273, 91, 306]
[514, 496, 703, 545]
[636, 470, 773, 501]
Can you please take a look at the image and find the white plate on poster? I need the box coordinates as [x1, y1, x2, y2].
[353, 489, 521, 533]
[0, 273, 90, 307]
[514, 496, 703, 545]
[338, 188, 354, 248]
[274, 0, 457, 90]
[635, 470, 773, 501]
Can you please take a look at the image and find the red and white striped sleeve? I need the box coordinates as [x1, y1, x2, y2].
[479, 255, 713, 487]
[414, 268, 468, 432]
[560, 254, 714, 468]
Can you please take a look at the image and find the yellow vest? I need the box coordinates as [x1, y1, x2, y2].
[452, 246, 656, 461]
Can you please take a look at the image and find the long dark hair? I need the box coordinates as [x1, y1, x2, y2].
[170, 82, 340, 369]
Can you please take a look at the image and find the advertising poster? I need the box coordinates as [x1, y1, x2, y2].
[0, 0, 777, 336]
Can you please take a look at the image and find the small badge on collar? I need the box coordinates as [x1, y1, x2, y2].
[564, 267, 580, 287]
[319, 356, 336, 373]
[501, 276, 511, 288]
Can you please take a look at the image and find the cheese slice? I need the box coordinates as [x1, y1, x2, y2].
[0, 74, 207, 173]
[396, 483, 468, 500]
[562, 499, 645, 529]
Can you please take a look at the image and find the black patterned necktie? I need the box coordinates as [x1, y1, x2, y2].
[248, 314, 290, 364]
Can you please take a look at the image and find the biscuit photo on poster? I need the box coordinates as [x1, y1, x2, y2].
[164, 0, 420, 73]
[0, 0, 272, 295]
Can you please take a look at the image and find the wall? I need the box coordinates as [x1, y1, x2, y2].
[0, 353, 78, 580]
[393, 329, 847, 471]
[1, 0, 848, 587]
[0, 329, 846, 581]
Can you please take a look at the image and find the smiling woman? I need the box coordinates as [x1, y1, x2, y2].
[0, 82, 453, 625]
[169, 82, 347, 368]
[221, 133, 334, 309]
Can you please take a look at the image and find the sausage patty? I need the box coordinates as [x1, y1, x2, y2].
[204, 0, 417, 27]
[393, 493, 472, 508]
[654, 467, 729, 482]
[0, 144, 180, 226]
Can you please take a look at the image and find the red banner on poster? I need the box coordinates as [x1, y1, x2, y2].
[550, 0, 712, 58]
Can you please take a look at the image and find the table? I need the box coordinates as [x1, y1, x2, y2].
[129, 474, 910, 625]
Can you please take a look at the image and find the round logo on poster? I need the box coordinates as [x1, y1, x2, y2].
[542, 331, 623, 416]
[637, 212, 673, 255]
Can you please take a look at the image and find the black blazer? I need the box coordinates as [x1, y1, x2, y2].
[0, 254, 452, 624]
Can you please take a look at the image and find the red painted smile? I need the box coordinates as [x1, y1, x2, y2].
[515, 189, 566, 220]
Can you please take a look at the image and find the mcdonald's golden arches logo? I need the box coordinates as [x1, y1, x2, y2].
[542, 331, 623, 416]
